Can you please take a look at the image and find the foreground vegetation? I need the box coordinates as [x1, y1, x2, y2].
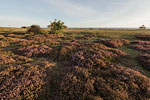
[0, 27, 150, 100]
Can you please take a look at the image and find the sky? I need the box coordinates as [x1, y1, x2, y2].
[0, 0, 150, 28]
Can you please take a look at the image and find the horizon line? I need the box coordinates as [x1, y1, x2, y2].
[0, 26, 145, 29]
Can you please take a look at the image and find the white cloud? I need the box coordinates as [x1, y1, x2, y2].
[44, 0, 97, 17]
[66, 0, 150, 27]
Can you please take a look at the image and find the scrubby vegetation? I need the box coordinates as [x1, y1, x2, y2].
[0, 28, 150, 100]
[27, 25, 41, 34]
[48, 19, 67, 34]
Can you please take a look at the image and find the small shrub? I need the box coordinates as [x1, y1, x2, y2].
[48, 19, 67, 34]
[21, 26, 27, 28]
[27, 25, 41, 34]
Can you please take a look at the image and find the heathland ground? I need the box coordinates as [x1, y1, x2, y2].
[0, 27, 150, 100]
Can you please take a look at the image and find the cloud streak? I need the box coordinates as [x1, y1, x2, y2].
[44, 0, 98, 17]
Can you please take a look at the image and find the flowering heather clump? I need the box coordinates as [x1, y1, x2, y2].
[18, 39, 58, 46]
[0, 41, 9, 47]
[13, 55, 33, 63]
[27, 34, 52, 42]
[0, 54, 15, 65]
[54, 65, 150, 100]
[7, 33, 25, 38]
[84, 34, 97, 37]
[70, 47, 127, 68]
[75, 36, 91, 40]
[71, 50, 106, 68]
[0, 59, 56, 100]
[50, 41, 79, 60]
[74, 34, 97, 40]
[62, 36, 75, 40]
[3, 37, 26, 43]
[45, 34, 64, 38]
[131, 41, 150, 44]
[0, 37, 26, 47]
[24, 34, 60, 46]
[0, 54, 33, 66]
[137, 54, 150, 70]
[15, 45, 52, 57]
[99, 39, 130, 48]
[17, 39, 36, 46]
[52, 42, 127, 66]
[136, 35, 150, 40]
[130, 41, 150, 53]
[0, 35, 5, 39]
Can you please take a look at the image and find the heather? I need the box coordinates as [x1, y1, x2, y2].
[54, 65, 149, 100]
[0, 59, 56, 99]
[136, 35, 150, 40]
[99, 39, 130, 48]
[130, 41, 150, 53]
[0, 28, 150, 100]
[137, 54, 150, 70]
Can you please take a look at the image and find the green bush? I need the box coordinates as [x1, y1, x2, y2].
[48, 19, 67, 34]
[27, 25, 41, 34]
[21, 26, 27, 28]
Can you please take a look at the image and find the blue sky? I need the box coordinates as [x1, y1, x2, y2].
[0, 0, 150, 28]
